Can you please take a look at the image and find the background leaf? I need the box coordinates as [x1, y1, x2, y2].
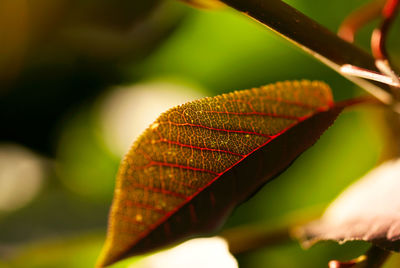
[97, 80, 343, 267]
[296, 159, 400, 252]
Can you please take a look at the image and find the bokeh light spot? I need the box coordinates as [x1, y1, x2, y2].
[0, 144, 46, 212]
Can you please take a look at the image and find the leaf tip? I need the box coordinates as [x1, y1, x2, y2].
[95, 243, 112, 268]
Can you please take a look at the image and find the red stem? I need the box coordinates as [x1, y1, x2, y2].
[338, 0, 384, 43]
[371, 0, 399, 60]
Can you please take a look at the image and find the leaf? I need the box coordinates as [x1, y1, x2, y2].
[296, 159, 400, 252]
[97, 80, 342, 267]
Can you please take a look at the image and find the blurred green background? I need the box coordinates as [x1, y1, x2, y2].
[1, 0, 400, 267]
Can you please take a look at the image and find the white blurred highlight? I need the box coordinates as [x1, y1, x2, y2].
[99, 81, 206, 157]
[299, 158, 400, 246]
[0, 144, 46, 211]
[132, 237, 238, 268]
[323, 159, 400, 224]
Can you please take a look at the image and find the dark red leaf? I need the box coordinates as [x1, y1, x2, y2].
[97, 80, 342, 267]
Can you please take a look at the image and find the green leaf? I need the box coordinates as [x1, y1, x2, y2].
[97, 80, 342, 267]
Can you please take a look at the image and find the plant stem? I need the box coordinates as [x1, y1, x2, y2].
[371, 0, 399, 61]
[338, 0, 385, 43]
[329, 246, 391, 268]
[219, 0, 395, 104]
[220, 206, 323, 254]
[362, 246, 391, 268]
[221, 224, 291, 254]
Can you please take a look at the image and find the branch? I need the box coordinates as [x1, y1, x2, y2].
[220, 206, 323, 254]
[221, 224, 291, 254]
[329, 246, 391, 268]
[338, 0, 385, 43]
[219, 0, 395, 104]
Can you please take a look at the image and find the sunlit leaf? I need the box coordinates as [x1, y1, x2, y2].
[97, 80, 343, 267]
[296, 159, 400, 252]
